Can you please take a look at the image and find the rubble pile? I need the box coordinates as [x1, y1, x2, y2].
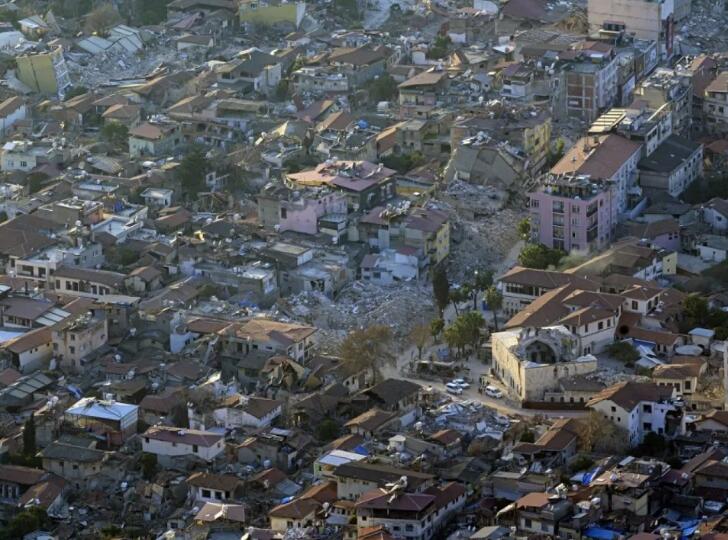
[284, 281, 436, 339]
[67, 39, 186, 87]
[448, 206, 525, 279]
[677, 0, 728, 53]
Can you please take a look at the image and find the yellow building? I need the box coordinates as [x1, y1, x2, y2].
[16, 47, 71, 98]
[239, 0, 306, 27]
[404, 207, 450, 265]
[523, 115, 552, 173]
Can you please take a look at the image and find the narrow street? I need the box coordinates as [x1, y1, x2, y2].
[383, 341, 587, 419]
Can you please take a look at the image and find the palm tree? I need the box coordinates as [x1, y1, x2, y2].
[485, 286, 503, 331]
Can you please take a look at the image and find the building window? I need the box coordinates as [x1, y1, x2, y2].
[643, 404, 652, 413]
[643, 422, 652, 430]
[202, 489, 211, 498]
[193, 445, 199, 453]
[631, 301, 638, 310]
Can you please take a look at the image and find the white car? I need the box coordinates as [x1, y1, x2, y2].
[446, 383, 463, 395]
[485, 385, 503, 399]
[452, 379, 470, 389]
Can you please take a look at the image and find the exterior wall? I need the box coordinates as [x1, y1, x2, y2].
[239, 2, 305, 27]
[698, 243, 727, 263]
[529, 189, 615, 252]
[270, 513, 315, 533]
[259, 193, 348, 235]
[42, 457, 101, 489]
[590, 397, 674, 445]
[703, 207, 728, 232]
[704, 90, 728, 136]
[639, 146, 703, 197]
[655, 375, 698, 395]
[17, 341, 53, 373]
[192, 485, 232, 503]
[213, 405, 282, 429]
[141, 436, 225, 462]
[491, 330, 599, 401]
[16, 48, 70, 97]
[587, 0, 673, 58]
[572, 316, 616, 355]
[52, 318, 108, 371]
[356, 512, 432, 540]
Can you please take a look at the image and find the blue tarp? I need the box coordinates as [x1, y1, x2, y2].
[581, 466, 601, 485]
[67, 385, 82, 399]
[353, 445, 369, 456]
[584, 527, 619, 540]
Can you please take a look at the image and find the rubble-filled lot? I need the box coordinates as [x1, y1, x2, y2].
[280, 280, 437, 345]
[677, 0, 728, 53]
[436, 183, 526, 280]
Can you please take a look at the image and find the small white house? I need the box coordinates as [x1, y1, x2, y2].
[213, 395, 283, 429]
[141, 187, 174, 208]
[697, 234, 728, 263]
[142, 426, 224, 462]
[689, 327, 715, 349]
[187, 471, 240, 503]
[587, 381, 678, 445]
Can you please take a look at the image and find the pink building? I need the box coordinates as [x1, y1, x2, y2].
[529, 174, 616, 253]
[257, 184, 348, 239]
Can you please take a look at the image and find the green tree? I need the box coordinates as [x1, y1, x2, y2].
[22, 414, 35, 457]
[27, 173, 46, 194]
[454, 311, 485, 354]
[517, 218, 531, 240]
[133, 0, 170, 25]
[367, 73, 398, 102]
[607, 341, 640, 365]
[432, 267, 450, 316]
[178, 146, 210, 200]
[0, 507, 48, 539]
[101, 122, 129, 150]
[449, 285, 470, 316]
[0, 211, 8, 223]
[316, 417, 339, 441]
[548, 137, 566, 167]
[430, 318, 444, 343]
[84, 3, 122, 34]
[140, 453, 157, 480]
[274, 79, 289, 101]
[485, 286, 503, 331]
[520, 429, 535, 443]
[444, 323, 467, 356]
[410, 323, 430, 360]
[683, 294, 710, 328]
[635, 432, 667, 456]
[382, 152, 425, 174]
[170, 403, 189, 428]
[333, 0, 360, 20]
[518, 243, 565, 269]
[427, 35, 451, 59]
[340, 325, 395, 381]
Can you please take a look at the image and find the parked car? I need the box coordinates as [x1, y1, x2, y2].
[446, 382, 463, 395]
[485, 385, 503, 399]
[452, 378, 470, 389]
